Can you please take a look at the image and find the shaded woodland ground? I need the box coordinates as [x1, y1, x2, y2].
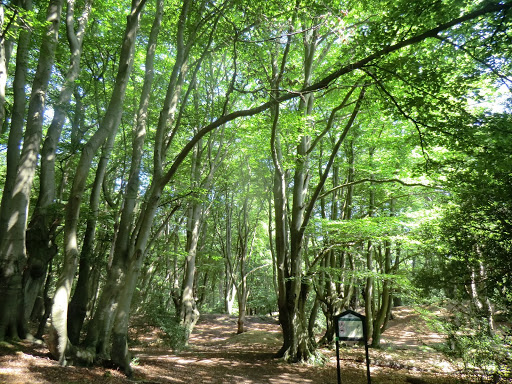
[0, 306, 471, 383]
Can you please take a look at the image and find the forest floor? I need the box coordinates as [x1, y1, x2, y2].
[0, 306, 467, 384]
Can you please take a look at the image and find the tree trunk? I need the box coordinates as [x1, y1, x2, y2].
[0, 0, 62, 341]
[307, 296, 320, 345]
[179, 135, 208, 337]
[50, 0, 145, 365]
[85, 0, 163, 358]
[68, 130, 114, 345]
[35, 260, 54, 339]
[365, 242, 374, 344]
[91, 1, 207, 371]
[317, 251, 355, 346]
[236, 195, 258, 334]
[110, 252, 143, 377]
[180, 201, 201, 338]
[0, 0, 31, 243]
[237, 279, 248, 334]
[223, 194, 237, 315]
[178, 104, 228, 338]
[0, 5, 7, 128]
[371, 241, 392, 347]
[274, 16, 319, 361]
[26, 0, 92, 333]
[468, 253, 495, 333]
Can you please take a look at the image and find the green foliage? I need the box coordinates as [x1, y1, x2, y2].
[428, 311, 512, 383]
[305, 349, 329, 366]
[316, 215, 409, 243]
[145, 305, 188, 352]
[1, 0, 512, 370]
[248, 281, 277, 315]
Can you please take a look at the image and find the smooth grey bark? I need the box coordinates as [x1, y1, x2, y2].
[275, 83, 366, 360]
[269, 9, 296, 359]
[101, 2, 227, 356]
[272, 13, 367, 360]
[49, 0, 146, 365]
[80, 0, 163, 353]
[180, 125, 228, 338]
[85, 0, 196, 370]
[0, 1, 31, 335]
[0, 0, 62, 341]
[179, 116, 204, 336]
[342, 140, 355, 221]
[467, 253, 495, 333]
[0, 0, 32, 257]
[180, 193, 202, 338]
[0, 0, 18, 131]
[67, 131, 115, 345]
[236, 198, 250, 334]
[315, 141, 357, 340]
[25, 0, 92, 327]
[365, 242, 375, 343]
[271, 11, 336, 360]
[371, 243, 392, 347]
[221, 193, 237, 315]
[316, 249, 356, 346]
[110, 207, 180, 376]
[235, 195, 263, 334]
[364, 146, 376, 343]
[85, 0, 165, 356]
[35, 259, 54, 339]
[0, 5, 6, 128]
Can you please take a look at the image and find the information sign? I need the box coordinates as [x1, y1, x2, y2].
[336, 312, 365, 341]
[334, 310, 371, 384]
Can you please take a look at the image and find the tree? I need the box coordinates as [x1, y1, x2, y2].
[0, 0, 63, 341]
[26, 0, 92, 336]
[49, 0, 147, 366]
[0, 0, 510, 377]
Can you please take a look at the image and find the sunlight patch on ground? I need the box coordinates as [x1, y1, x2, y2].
[0, 311, 464, 383]
[0, 367, 25, 376]
[171, 357, 199, 364]
[197, 359, 216, 364]
[269, 372, 314, 383]
[134, 364, 188, 383]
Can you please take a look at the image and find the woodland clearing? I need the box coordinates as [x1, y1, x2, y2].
[0, 306, 468, 384]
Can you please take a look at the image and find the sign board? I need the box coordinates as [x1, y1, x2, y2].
[334, 310, 371, 384]
[335, 311, 365, 341]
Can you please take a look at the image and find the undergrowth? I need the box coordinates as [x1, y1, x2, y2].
[144, 305, 188, 352]
[423, 308, 512, 384]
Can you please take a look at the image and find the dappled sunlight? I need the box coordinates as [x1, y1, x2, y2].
[380, 306, 446, 349]
[1, 310, 463, 383]
[7, 211, 19, 232]
[268, 372, 314, 383]
[130, 312, 459, 383]
[127, 314, 339, 383]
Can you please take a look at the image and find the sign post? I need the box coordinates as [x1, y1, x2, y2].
[334, 310, 371, 384]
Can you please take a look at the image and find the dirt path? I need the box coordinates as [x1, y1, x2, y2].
[0, 307, 462, 384]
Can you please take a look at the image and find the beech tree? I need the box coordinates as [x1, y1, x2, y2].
[0, 0, 63, 340]
[0, 0, 510, 377]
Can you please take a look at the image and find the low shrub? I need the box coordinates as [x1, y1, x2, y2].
[144, 304, 188, 352]
[428, 310, 511, 383]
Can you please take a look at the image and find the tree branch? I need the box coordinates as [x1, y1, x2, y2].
[161, 1, 512, 188]
[306, 82, 360, 155]
[300, 85, 367, 239]
[319, 178, 439, 199]
[435, 35, 512, 90]
[363, 68, 432, 162]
